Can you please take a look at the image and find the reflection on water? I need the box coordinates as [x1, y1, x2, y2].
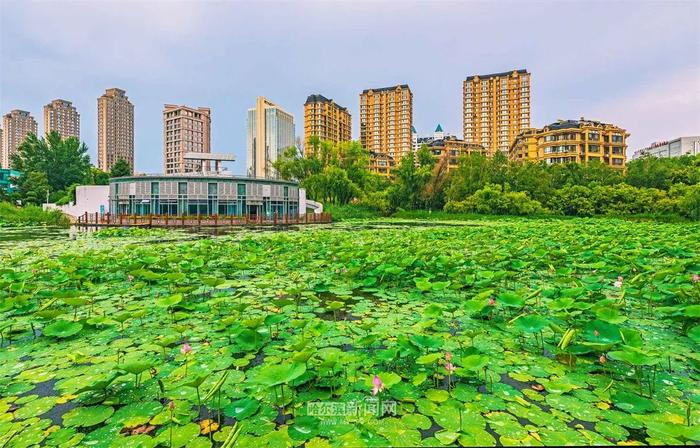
[0, 219, 471, 249]
[0, 226, 95, 248]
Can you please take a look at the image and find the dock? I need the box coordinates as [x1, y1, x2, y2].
[76, 212, 332, 228]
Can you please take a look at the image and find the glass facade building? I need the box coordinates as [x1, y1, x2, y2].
[0, 169, 20, 193]
[109, 174, 300, 218]
[246, 97, 295, 179]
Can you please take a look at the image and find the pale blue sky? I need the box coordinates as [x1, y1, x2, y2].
[1, 0, 699, 174]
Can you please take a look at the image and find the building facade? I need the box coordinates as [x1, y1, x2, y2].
[427, 137, 485, 170]
[509, 118, 628, 169]
[97, 88, 134, 173]
[163, 104, 211, 174]
[360, 85, 413, 174]
[303, 94, 351, 152]
[2, 110, 37, 169]
[368, 151, 395, 175]
[414, 124, 456, 150]
[0, 169, 20, 193]
[109, 174, 301, 218]
[463, 69, 531, 155]
[43, 99, 80, 140]
[632, 136, 700, 160]
[247, 97, 295, 179]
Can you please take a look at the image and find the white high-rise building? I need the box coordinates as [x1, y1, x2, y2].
[247, 97, 295, 179]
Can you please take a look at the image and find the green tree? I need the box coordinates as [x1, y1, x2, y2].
[11, 131, 91, 193]
[110, 159, 133, 178]
[86, 167, 110, 185]
[19, 172, 50, 206]
[446, 152, 492, 201]
[625, 154, 700, 190]
[388, 151, 434, 211]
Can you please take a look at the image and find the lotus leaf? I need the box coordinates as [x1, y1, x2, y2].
[513, 315, 549, 333]
[497, 292, 524, 308]
[63, 405, 114, 427]
[254, 363, 306, 387]
[223, 397, 259, 420]
[43, 320, 83, 338]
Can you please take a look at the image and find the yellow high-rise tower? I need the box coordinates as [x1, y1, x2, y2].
[463, 69, 531, 155]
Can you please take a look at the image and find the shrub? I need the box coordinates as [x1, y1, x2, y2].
[550, 185, 595, 217]
[0, 202, 69, 227]
[444, 184, 546, 216]
[356, 190, 390, 214]
[324, 204, 381, 220]
[678, 184, 700, 220]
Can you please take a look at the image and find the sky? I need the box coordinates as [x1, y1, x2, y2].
[1, 0, 699, 174]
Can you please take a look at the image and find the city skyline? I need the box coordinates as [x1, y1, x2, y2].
[1, 0, 698, 175]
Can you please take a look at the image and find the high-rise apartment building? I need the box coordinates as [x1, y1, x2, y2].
[360, 84, 413, 174]
[247, 97, 295, 179]
[509, 118, 628, 169]
[43, 99, 80, 140]
[463, 69, 531, 155]
[303, 94, 351, 152]
[2, 110, 37, 169]
[163, 104, 211, 174]
[97, 88, 134, 173]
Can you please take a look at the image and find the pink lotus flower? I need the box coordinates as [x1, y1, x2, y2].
[599, 354, 606, 364]
[445, 352, 452, 362]
[692, 274, 700, 283]
[32, 268, 36, 274]
[128, 275, 134, 282]
[488, 297, 496, 306]
[594, 329, 600, 338]
[180, 343, 191, 355]
[614, 276, 623, 288]
[372, 375, 384, 396]
[445, 362, 456, 374]
[168, 400, 175, 411]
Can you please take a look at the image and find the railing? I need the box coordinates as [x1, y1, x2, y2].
[75, 212, 332, 227]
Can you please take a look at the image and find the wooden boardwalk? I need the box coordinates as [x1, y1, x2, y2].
[75, 212, 332, 228]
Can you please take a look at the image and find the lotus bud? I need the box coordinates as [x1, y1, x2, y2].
[372, 375, 384, 396]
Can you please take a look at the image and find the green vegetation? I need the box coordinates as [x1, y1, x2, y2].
[277, 140, 700, 220]
[0, 202, 69, 227]
[0, 219, 698, 446]
[7, 131, 109, 206]
[110, 159, 133, 178]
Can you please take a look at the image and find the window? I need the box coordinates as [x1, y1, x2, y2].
[237, 183, 246, 196]
[178, 182, 187, 195]
[151, 182, 159, 195]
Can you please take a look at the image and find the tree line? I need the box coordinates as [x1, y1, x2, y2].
[1, 132, 132, 205]
[275, 139, 700, 220]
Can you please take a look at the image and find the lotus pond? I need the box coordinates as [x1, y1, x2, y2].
[1, 218, 699, 447]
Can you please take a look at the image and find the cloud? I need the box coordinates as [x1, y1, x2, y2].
[588, 65, 700, 154]
[1, 0, 208, 80]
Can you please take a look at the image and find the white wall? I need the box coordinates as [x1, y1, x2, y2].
[299, 188, 306, 216]
[45, 185, 109, 218]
